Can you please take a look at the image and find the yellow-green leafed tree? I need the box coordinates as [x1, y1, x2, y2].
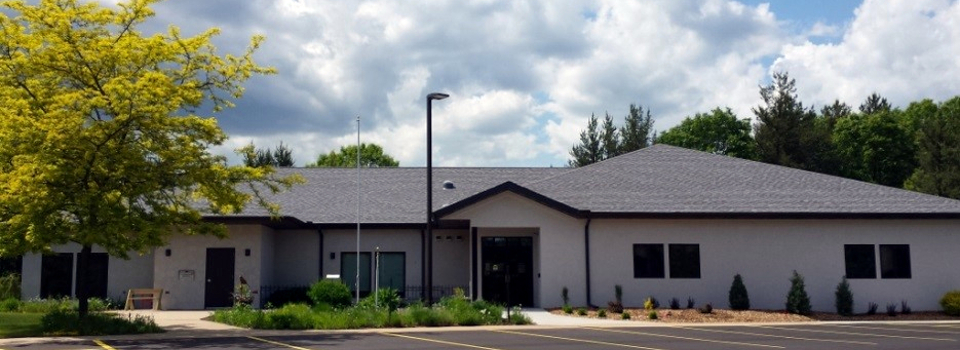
[0, 0, 301, 316]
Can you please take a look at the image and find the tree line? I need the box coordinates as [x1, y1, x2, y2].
[569, 72, 960, 200]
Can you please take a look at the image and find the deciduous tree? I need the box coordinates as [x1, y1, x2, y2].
[307, 143, 399, 168]
[658, 108, 756, 159]
[905, 97, 960, 199]
[0, 0, 300, 316]
[834, 110, 916, 187]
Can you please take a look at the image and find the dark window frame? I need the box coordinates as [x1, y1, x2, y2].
[668, 244, 701, 279]
[879, 244, 911, 279]
[843, 244, 877, 279]
[633, 244, 665, 279]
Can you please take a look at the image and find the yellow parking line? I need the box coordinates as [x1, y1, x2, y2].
[493, 329, 668, 350]
[247, 336, 314, 350]
[585, 327, 783, 348]
[676, 326, 876, 345]
[380, 332, 506, 350]
[93, 340, 117, 350]
[832, 324, 960, 335]
[760, 325, 956, 342]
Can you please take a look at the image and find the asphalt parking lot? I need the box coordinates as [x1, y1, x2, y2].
[7, 323, 960, 350]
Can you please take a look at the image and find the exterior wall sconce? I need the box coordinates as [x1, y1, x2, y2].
[245, 249, 251, 256]
[165, 249, 171, 257]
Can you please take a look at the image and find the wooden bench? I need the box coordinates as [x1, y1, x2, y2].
[124, 288, 163, 310]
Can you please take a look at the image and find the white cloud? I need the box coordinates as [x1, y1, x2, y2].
[90, 0, 960, 166]
[772, 0, 960, 109]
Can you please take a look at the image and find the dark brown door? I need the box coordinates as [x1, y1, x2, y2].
[205, 248, 235, 308]
[41, 253, 73, 298]
[75, 253, 109, 299]
[482, 237, 534, 307]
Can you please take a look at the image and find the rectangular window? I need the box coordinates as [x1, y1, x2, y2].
[0, 256, 22, 276]
[633, 244, 665, 278]
[41, 253, 74, 299]
[341, 252, 372, 296]
[844, 244, 877, 279]
[879, 245, 911, 279]
[669, 244, 701, 279]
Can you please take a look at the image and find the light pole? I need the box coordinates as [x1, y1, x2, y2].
[425, 92, 448, 304]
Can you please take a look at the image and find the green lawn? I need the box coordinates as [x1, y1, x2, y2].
[0, 312, 44, 338]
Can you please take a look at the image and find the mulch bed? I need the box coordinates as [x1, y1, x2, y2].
[549, 308, 959, 323]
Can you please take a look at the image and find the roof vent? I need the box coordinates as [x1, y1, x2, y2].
[442, 180, 456, 190]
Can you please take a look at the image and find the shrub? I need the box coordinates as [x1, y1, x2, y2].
[562, 304, 573, 314]
[41, 310, 162, 336]
[643, 297, 657, 311]
[561, 286, 569, 306]
[941, 290, 960, 316]
[0, 297, 21, 311]
[785, 270, 812, 315]
[834, 277, 854, 316]
[308, 280, 352, 309]
[699, 303, 713, 314]
[648, 310, 658, 320]
[867, 302, 878, 315]
[19, 297, 76, 313]
[597, 309, 607, 318]
[646, 296, 660, 309]
[507, 306, 531, 325]
[686, 297, 696, 309]
[576, 308, 587, 316]
[728, 274, 750, 310]
[621, 311, 630, 319]
[358, 288, 402, 312]
[607, 285, 624, 313]
[901, 300, 911, 315]
[0, 273, 20, 300]
[669, 298, 680, 310]
[232, 283, 253, 306]
[886, 303, 898, 316]
[265, 287, 311, 307]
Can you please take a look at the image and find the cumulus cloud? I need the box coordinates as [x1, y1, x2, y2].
[771, 0, 960, 109]
[94, 0, 960, 166]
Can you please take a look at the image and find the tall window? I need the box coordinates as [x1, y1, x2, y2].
[669, 244, 701, 279]
[633, 244, 665, 278]
[879, 245, 911, 279]
[844, 244, 877, 279]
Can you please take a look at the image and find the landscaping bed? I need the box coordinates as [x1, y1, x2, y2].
[549, 308, 960, 323]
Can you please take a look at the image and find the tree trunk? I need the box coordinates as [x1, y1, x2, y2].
[77, 244, 91, 318]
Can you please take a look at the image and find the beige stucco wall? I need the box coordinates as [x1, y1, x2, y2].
[153, 224, 269, 309]
[429, 229, 470, 289]
[444, 192, 586, 308]
[322, 229, 423, 293]
[272, 229, 320, 286]
[20, 244, 153, 302]
[589, 219, 960, 312]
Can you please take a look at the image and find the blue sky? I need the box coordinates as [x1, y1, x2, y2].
[119, 0, 960, 167]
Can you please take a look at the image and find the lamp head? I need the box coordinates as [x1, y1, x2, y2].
[427, 92, 449, 100]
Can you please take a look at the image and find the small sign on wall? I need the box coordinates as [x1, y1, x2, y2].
[178, 269, 195, 281]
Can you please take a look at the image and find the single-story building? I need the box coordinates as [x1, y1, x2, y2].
[7, 145, 960, 312]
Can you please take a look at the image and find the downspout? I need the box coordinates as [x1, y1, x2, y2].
[420, 228, 426, 301]
[584, 217, 593, 307]
[317, 228, 324, 280]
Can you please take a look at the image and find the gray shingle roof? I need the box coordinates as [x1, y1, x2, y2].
[237, 144, 960, 225]
[527, 144, 960, 214]
[239, 167, 568, 224]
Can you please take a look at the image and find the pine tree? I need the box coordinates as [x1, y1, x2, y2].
[601, 113, 620, 159]
[905, 97, 960, 199]
[835, 277, 854, 316]
[753, 72, 823, 171]
[859, 93, 891, 115]
[273, 142, 295, 167]
[620, 104, 654, 154]
[569, 114, 604, 167]
[786, 270, 812, 315]
[728, 274, 751, 310]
